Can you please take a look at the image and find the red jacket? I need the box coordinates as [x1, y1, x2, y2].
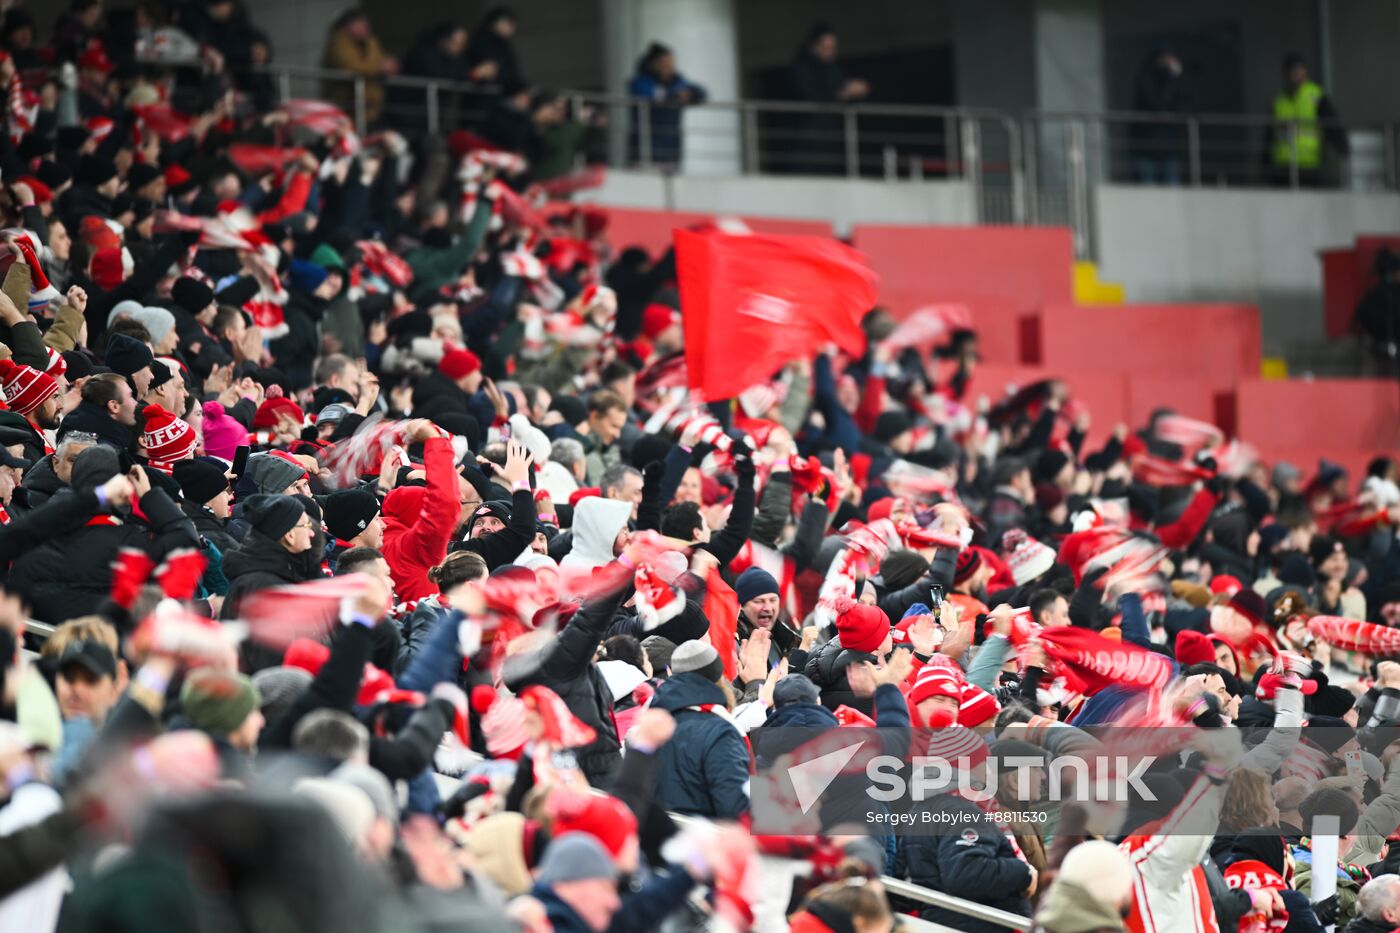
[381, 436, 459, 601]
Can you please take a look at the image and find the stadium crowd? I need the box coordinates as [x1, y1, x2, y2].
[3, 4, 1400, 933]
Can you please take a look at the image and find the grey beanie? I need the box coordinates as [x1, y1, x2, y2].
[251, 665, 313, 727]
[248, 452, 307, 495]
[670, 639, 723, 681]
[772, 673, 821, 708]
[536, 832, 619, 884]
[332, 762, 398, 826]
[71, 444, 122, 492]
[640, 635, 677, 677]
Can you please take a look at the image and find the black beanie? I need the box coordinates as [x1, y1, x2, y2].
[466, 499, 511, 537]
[1034, 448, 1071, 484]
[37, 160, 72, 191]
[127, 162, 162, 192]
[873, 410, 912, 445]
[880, 549, 930, 591]
[245, 493, 306, 540]
[171, 276, 215, 315]
[76, 154, 117, 188]
[173, 458, 229, 505]
[61, 351, 93, 381]
[629, 433, 671, 470]
[105, 333, 153, 377]
[1305, 715, 1355, 754]
[323, 488, 381, 542]
[430, 411, 481, 453]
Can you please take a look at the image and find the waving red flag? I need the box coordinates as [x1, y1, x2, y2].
[704, 566, 740, 680]
[675, 229, 877, 401]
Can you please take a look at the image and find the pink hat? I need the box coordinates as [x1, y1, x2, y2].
[201, 400, 247, 462]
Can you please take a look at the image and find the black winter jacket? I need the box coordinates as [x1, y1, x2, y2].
[504, 581, 626, 786]
[903, 794, 1034, 933]
[11, 487, 198, 625]
[650, 672, 750, 819]
[15, 455, 65, 511]
[803, 638, 879, 715]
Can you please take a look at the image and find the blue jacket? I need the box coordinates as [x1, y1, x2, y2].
[531, 867, 697, 933]
[626, 71, 706, 165]
[650, 672, 750, 818]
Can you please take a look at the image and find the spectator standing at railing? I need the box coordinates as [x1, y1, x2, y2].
[466, 6, 524, 92]
[627, 43, 707, 169]
[1129, 43, 1191, 186]
[391, 23, 470, 136]
[789, 23, 869, 175]
[322, 7, 396, 127]
[1267, 52, 1348, 188]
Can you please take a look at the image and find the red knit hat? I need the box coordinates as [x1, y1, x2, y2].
[440, 346, 482, 381]
[836, 603, 890, 655]
[568, 487, 601, 507]
[867, 497, 900, 523]
[284, 637, 330, 673]
[640, 303, 678, 340]
[90, 247, 126, 290]
[0, 359, 57, 416]
[909, 665, 964, 709]
[958, 683, 1001, 728]
[253, 397, 305, 430]
[1210, 574, 1243, 597]
[141, 404, 196, 473]
[1174, 630, 1216, 666]
[43, 348, 66, 379]
[549, 790, 638, 861]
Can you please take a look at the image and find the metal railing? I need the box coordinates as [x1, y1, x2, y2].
[241, 63, 1400, 259]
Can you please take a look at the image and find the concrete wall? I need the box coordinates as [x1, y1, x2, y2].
[1094, 184, 1400, 366]
[589, 170, 977, 234]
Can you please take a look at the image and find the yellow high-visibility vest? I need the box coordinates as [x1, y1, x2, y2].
[1272, 80, 1324, 169]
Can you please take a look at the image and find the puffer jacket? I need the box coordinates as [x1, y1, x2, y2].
[803, 638, 879, 715]
[15, 455, 65, 511]
[650, 672, 750, 819]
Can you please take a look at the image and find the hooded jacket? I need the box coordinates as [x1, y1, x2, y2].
[559, 497, 632, 571]
[380, 436, 458, 602]
[220, 530, 320, 673]
[650, 672, 750, 819]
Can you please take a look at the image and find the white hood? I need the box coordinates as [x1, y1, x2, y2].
[560, 497, 632, 570]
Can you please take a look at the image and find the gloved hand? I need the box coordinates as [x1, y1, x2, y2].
[734, 454, 755, 486]
[1311, 893, 1339, 927]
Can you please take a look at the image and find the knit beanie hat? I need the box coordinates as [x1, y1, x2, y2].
[248, 451, 308, 495]
[180, 668, 261, 735]
[734, 567, 780, 605]
[323, 489, 381, 542]
[171, 276, 215, 315]
[90, 247, 127, 291]
[251, 665, 313, 727]
[549, 790, 638, 861]
[70, 444, 121, 491]
[959, 683, 1001, 728]
[253, 396, 306, 431]
[173, 457, 229, 504]
[141, 404, 196, 473]
[640, 635, 677, 674]
[1229, 590, 1268, 628]
[1002, 529, 1056, 586]
[105, 332, 153, 377]
[909, 665, 963, 709]
[1174, 630, 1216, 667]
[201, 401, 246, 462]
[440, 346, 482, 381]
[773, 673, 822, 708]
[0, 359, 57, 416]
[288, 258, 329, 294]
[954, 547, 982, 585]
[836, 603, 890, 655]
[670, 639, 723, 681]
[132, 306, 176, 345]
[873, 410, 912, 445]
[536, 832, 618, 884]
[244, 493, 306, 540]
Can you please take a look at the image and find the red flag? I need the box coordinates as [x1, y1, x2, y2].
[705, 566, 740, 680]
[228, 143, 303, 177]
[675, 229, 877, 401]
[1036, 626, 1173, 695]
